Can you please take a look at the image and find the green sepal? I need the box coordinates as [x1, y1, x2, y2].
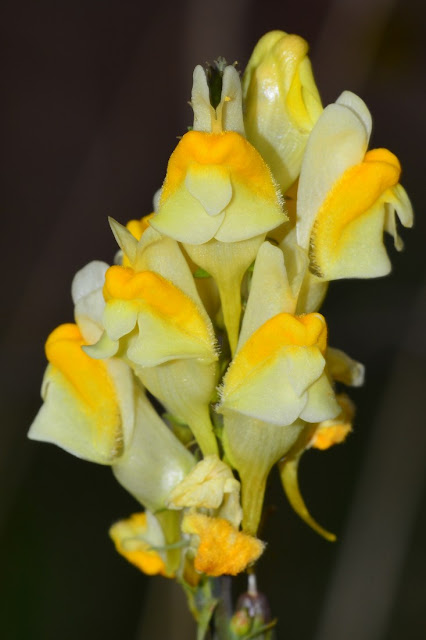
[194, 267, 212, 279]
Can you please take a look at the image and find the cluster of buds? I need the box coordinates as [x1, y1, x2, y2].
[29, 30, 412, 597]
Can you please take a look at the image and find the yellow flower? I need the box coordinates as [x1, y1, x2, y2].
[297, 91, 413, 280]
[87, 265, 219, 456]
[243, 30, 323, 192]
[220, 312, 338, 425]
[151, 62, 285, 245]
[210, 240, 340, 534]
[29, 261, 195, 513]
[182, 513, 264, 576]
[109, 512, 170, 576]
[218, 311, 339, 535]
[100, 266, 216, 364]
[28, 322, 133, 464]
[29, 260, 136, 464]
[150, 130, 285, 245]
[148, 64, 287, 354]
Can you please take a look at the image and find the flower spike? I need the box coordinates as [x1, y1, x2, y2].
[28, 27, 413, 633]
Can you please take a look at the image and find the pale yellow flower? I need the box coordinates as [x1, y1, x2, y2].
[28, 322, 133, 464]
[149, 64, 287, 354]
[87, 264, 219, 456]
[297, 91, 413, 280]
[220, 312, 338, 426]
[150, 131, 285, 245]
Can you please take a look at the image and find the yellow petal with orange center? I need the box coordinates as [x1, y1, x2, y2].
[103, 266, 212, 348]
[45, 324, 118, 411]
[220, 312, 339, 426]
[310, 148, 405, 279]
[151, 130, 285, 243]
[29, 323, 124, 463]
[225, 312, 327, 393]
[182, 513, 264, 576]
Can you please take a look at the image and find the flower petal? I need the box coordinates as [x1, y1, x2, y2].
[28, 324, 133, 464]
[167, 456, 242, 527]
[71, 261, 109, 343]
[243, 30, 323, 192]
[310, 148, 403, 279]
[151, 131, 285, 244]
[296, 92, 370, 250]
[109, 512, 168, 576]
[113, 393, 195, 512]
[101, 267, 217, 365]
[182, 513, 264, 576]
[237, 241, 296, 352]
[185, 164, 232, 216]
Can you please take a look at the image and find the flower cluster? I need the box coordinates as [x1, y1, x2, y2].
[29, 29, 412, 595]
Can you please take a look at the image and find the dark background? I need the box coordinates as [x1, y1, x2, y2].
[1, 0, 425, 638]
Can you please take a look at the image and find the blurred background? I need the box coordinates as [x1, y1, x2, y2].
[1, 0, 425, 638]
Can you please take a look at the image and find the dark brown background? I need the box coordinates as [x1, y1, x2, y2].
[1, 0, 425, 638]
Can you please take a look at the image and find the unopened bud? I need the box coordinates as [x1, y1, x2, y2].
[230, 608, 252, 636]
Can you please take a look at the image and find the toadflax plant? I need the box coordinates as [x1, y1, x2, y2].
[28, 30, 413, 639]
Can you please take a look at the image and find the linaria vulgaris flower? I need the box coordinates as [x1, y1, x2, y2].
[29, 28, 413, 624]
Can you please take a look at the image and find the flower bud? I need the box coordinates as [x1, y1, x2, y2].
[243, 30, 322, 192]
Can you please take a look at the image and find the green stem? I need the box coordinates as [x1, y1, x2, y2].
[212, 577, 233, 640]
[241, 470, 268, 536]
[217, 274, 242, 356]
[181, 577, 219, 640]
[186, 404, 219, 457]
